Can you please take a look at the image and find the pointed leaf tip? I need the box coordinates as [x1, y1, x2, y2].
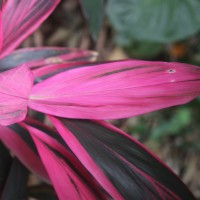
[29, 60, 200, 120]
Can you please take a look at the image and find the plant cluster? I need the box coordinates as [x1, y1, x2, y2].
[0, 0, 199, 199]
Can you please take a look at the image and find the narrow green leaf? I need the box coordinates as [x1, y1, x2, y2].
[81, 0, 105, 40]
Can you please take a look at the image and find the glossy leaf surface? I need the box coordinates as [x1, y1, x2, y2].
[29, 60, 200, 120]
[0, 65, 33, 125]
[0, 0, 60, 57]
[23, 118, 108, 200]
[0, 124, 49, 181]
[0, 47, 97, 72]
[50, 117, 196, 200]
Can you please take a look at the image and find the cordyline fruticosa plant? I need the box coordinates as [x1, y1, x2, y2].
[0, 0, 199, 199]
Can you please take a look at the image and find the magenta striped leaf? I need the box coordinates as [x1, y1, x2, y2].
[0, 0, 60, 58]
[29, 60, 200, 120]
[0, 124, 49, 181]
[50, 116, 196, 200]
[0, 65, 33, 126]
[22, 118, 108, 200]
[0, 0, 198, 198]
[1, 158, 29, 200]
[32, 136, 102, 200]
[0, 141, 11, 190]
[0, 47, 98, 72]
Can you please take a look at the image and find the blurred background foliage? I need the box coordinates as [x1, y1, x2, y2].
[22, 0, 200, 199]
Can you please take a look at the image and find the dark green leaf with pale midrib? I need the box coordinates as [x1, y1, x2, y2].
[81, 0, 105, 40]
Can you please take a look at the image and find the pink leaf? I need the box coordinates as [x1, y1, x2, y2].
[21, 118, 108, 199]
[31, 134, 104, 200]
[0, 125, 49, 181]
[50, 117, 195, 199]
[29, 60, 200, 120]
[0, 0, 60, 58]
[0, 65, 33, 125]
[0, 47, 98, 72]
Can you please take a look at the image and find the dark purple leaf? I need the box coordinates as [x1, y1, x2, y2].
[0, 141, 11, 190]
[0, 124, 49, 181]
[1, 158, 29, 200]
[23, 118, 108, 200]
[50, 117, 196, 200]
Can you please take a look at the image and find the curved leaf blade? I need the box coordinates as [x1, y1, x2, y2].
[0, 124, 49, 181]
[29, 60, 200, 120]
[31, 134, 104, 200]
[0, 47, 98, 72]
[0, 65, 34, 126]
[0, 65, 33, 126]
[50, 117, 195, 200]
[0, 0, 60, 57]
[22, 118, 109, 200]
[0, 141, 11, 190]
[49, 116, 124, 200]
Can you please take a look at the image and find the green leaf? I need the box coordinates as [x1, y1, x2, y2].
[81, 0, 104, 40]
[107, 0, 200, 43]
[151, 108, 192, 140]
[124, 41, 163, 59]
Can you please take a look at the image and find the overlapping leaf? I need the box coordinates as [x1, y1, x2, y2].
[32, 137, 102, 200]
[29, 60, 200, 120]
[50, 117, 196, 200]
[0, 47, 98, 72]
[0, 0, 60, 57]
[0, 1, 198, 199]
[22, 118, 108, 200]
[0, 65, 33, 125]
[0, 124, 48, 181]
